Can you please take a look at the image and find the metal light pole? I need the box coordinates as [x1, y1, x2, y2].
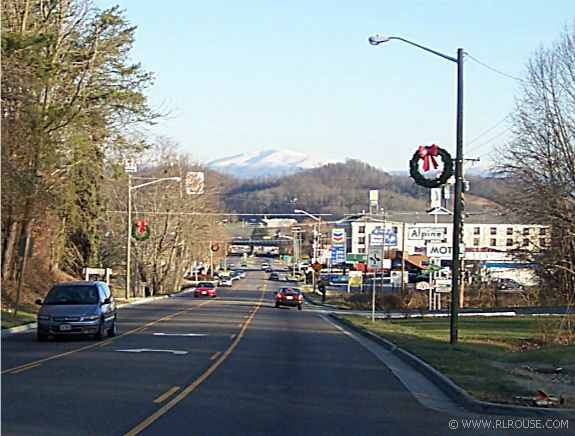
[369, 34, 464, 344]
[293, 209, 322, 263]
[126, 176, 181, 300]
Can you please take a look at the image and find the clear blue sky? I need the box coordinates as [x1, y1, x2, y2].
[96, 0, 572, 172]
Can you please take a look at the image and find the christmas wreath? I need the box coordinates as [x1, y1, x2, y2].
[210, 242, 220, 252]
[409, 144, 454, 188]
[132, 219, 150, 241]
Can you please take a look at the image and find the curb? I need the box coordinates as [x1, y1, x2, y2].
[329, 314, 575, 419]
[1, 289, 195, 338]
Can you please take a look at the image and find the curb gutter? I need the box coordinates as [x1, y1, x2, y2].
[330, 314, 575, 419]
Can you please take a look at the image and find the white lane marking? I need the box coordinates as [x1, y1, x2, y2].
[115, 349, 188, 355]
[153, 333, 208, 337]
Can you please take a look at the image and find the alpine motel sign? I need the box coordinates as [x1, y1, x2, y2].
[407, 227, 446, 241]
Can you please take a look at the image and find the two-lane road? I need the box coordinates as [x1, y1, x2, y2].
[2, 268, 567, 435]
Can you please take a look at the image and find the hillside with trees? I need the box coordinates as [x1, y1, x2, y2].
[221, 159, 507, 217]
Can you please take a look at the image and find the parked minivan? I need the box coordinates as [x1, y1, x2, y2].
[36, 281, 117, 342]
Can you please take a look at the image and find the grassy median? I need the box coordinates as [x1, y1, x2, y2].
[339, 314, 575, 408]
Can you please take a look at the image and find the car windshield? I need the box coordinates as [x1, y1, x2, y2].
[44, 285, 99, 305]
[199, 282, 214, 288]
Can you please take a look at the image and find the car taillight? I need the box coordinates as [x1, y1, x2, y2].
[297, 295, 303, 301]
[277, 293, 283, 299]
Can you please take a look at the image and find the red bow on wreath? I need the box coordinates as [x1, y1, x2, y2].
[418, 144, 439, 172]
[136, 219, 148, 234]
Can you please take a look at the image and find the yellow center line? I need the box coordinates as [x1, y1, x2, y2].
[125, 287, 266, 436]
[153, 387, 181, 404]
[209, 352, 221, 361]
[11, 363, 42, 374]
[2, 300, 212, 375]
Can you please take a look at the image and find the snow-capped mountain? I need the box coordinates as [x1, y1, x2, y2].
[208, 149, 341, 178]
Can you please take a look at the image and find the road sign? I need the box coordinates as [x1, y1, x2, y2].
[367, 247, 383, 268]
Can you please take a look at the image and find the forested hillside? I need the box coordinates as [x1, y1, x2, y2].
[221, 159, 507, 217]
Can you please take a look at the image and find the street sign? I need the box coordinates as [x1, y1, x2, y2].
[367, 247, 383, 268]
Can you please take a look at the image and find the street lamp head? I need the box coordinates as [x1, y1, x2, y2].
[293, 209, 304, 214]
[172, 177, 182, 182]
[368, 34, 390, 45]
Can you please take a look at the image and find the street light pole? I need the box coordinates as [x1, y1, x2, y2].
[369, 34, 464, 344]
[126, 176, 181, 300]
[293, 209, 322, 263]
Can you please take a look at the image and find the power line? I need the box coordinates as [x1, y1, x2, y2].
[466, 54, 524, 82]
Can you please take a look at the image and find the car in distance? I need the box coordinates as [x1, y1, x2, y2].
[269, 271, 280, 281]
[235, 269, 247, 278]
[218, 276, 233, 287]
[274, 287, 303, 310]
[35, 281, 117, 342]
[195, 281, 218, 297]
[497, 278, 525, 291]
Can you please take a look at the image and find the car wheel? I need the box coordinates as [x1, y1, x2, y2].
[37, 331, 48, 342]
[107, 317, 117, 337]
[298, 304, 302, 311]
[94, 319, 105, 341]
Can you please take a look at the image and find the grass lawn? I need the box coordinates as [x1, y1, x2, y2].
[1, 303, 38, 329]
[340, 314, 575, 408]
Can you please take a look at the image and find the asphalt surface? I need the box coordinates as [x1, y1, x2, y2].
[2, 264, 573, 435]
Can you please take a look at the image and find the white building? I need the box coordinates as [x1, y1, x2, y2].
[340, 213, 547, 282]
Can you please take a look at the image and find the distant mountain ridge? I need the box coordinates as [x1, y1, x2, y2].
[208, 149, 341, 178]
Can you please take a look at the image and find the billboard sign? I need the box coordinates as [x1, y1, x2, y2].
[185, 171, 205, 195]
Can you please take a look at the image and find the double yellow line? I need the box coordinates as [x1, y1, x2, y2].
[125, 289, 265, 436]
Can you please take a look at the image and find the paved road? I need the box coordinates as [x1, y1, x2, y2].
[2, 266, 571, 435]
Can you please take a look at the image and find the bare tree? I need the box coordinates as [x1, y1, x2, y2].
[497, 22, 575, 311]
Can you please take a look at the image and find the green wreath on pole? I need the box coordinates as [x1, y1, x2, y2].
[409, 144, 454, 188]
[132, 220, 150, 241]
[210, 242, 220, 252]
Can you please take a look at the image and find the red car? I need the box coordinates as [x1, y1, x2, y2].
[194, 282, 217, 298]
[274, 287, 303, 310]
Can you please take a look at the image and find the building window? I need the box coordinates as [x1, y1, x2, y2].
[358, 247, 365, 254]
[473, 238, 480, 246]
[473, 227, 480, 235]
[359, 237, 365, 245]
[359, 226, 365, 234]
[539, 227, 547, 236]
[490, 227, 497, 235]
[522, 239, 529, 247]
[507, 227, 513, 235]
[392, 226, 398, 233]
[523, 227, 530, 236]
[506, 238, 514, 247]
[539, 238, 547, 248]
[490, 238, 497, 247]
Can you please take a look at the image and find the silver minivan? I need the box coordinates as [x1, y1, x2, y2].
[36, 281, 117, 342]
